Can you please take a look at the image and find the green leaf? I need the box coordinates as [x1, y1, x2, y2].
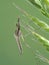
[31, 17, 49, 32]
[28, 0, 49, 18]
[28, 0, 42, 9]
[27, 25, 49, 50]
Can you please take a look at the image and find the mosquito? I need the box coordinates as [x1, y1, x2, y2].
[14, 17, 32, 55]
[14, 17, 41, 55]
[14, 17, 23, 55]
[14, 16, 37, 54]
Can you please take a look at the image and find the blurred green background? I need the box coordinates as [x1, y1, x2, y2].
[0, 0, 49, 65]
